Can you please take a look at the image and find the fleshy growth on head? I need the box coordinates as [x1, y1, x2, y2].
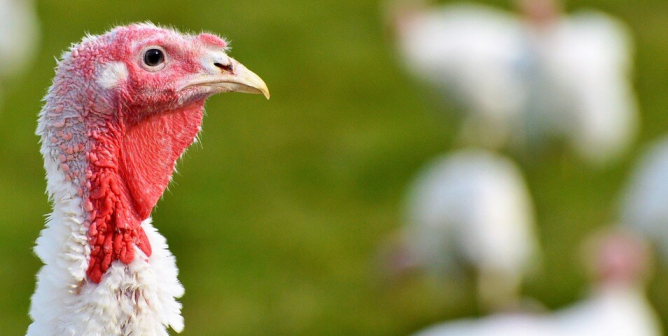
[516, 0, 561, 26]
[582, 229, 653, 287]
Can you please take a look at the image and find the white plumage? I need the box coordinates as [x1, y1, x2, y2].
[536, 10, 638, 165]
[410, 232, 662, 336]
[0, 0, 39, 93]
[619, 136, 668, 261]
[395, 2, 637, 165]
[412, 288, 660, 336]
[29, 78, 184, 336]
[397, 150, 540, 310]
[396, 3, 526, 149]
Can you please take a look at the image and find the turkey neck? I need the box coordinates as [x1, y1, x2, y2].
[84, 102, 204, 283]
[38, 62, 204, 283]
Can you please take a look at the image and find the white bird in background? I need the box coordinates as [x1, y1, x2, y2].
[619, 136, 668, 262]
[386, 150, 540, 311]
[0, 0, 40, 104]
[410, 231, 662, 336]
[392, 0, 638, 166]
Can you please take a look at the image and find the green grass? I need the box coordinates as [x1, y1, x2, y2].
[2, 0, 668, 335]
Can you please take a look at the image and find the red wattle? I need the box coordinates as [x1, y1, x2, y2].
[85, 103, 204, 283]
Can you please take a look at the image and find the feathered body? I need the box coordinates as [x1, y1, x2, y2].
[412, 287, 660, 336]
[0, 0, 40, 107]
[0, 0, 39, 78]
[619, 136, 668, 261]
[400, 150, 540, 310]
[28, 23, 268, 336]
[395, 3, 637, 165]
[411, 233, 662, 336]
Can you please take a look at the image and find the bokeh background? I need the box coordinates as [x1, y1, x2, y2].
[1, 0, 667, 335]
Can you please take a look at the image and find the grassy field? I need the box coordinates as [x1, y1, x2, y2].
[1, 0, 668, 335]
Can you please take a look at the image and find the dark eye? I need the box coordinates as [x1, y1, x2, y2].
[143, 49, 164, 67]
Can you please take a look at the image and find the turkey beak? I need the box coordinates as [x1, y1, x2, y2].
[185, 57, 270, 99]
[212, 58, 270, 99]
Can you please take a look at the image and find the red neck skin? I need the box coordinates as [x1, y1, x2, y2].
[85, 102, 204, 283]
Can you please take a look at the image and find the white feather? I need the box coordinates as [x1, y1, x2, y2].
[411, 286, 661, 336]
[0, 0, 40, 78]
[396, 4, 637, 165]
[619, 136, 668, 261]
[402, 150, 540, 309]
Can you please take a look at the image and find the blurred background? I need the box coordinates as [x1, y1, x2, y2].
[1, 0, 668, 335]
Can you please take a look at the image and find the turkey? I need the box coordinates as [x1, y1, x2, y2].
[384, 150, 540, 311]
[410, 231, 662, 336]
[392, 0, 637, 165]
[619, 136, 668, 262]
[28, 23, 269, 336]
[0, 0, 40, 106]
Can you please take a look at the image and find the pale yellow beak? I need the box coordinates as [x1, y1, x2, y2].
[184, 58, 270, 99]
[220, 59, 270, 99]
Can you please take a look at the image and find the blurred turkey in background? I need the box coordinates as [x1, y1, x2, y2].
[409, 231, 662, 336]
[384, 0, 668, 335]
[619, 136, 668, 263]
[0, 0, 39, 110]
[391, 0, 638, 166]
[381, 150, 540, 313]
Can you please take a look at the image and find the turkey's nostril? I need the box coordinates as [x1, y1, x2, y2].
[214, 62, 234, 72]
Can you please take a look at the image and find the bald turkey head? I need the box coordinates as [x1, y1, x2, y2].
[38, 23, 269, 283]
[583, 230, 652, 288]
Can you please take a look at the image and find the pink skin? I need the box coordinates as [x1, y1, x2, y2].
[389, 0, 430, 40]
[517, 0, 561, 27]
[41, 24, 268, 283]
[592, 232, 650, 287]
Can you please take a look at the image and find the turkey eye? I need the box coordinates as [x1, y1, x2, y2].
[143, 49, 164, 67]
